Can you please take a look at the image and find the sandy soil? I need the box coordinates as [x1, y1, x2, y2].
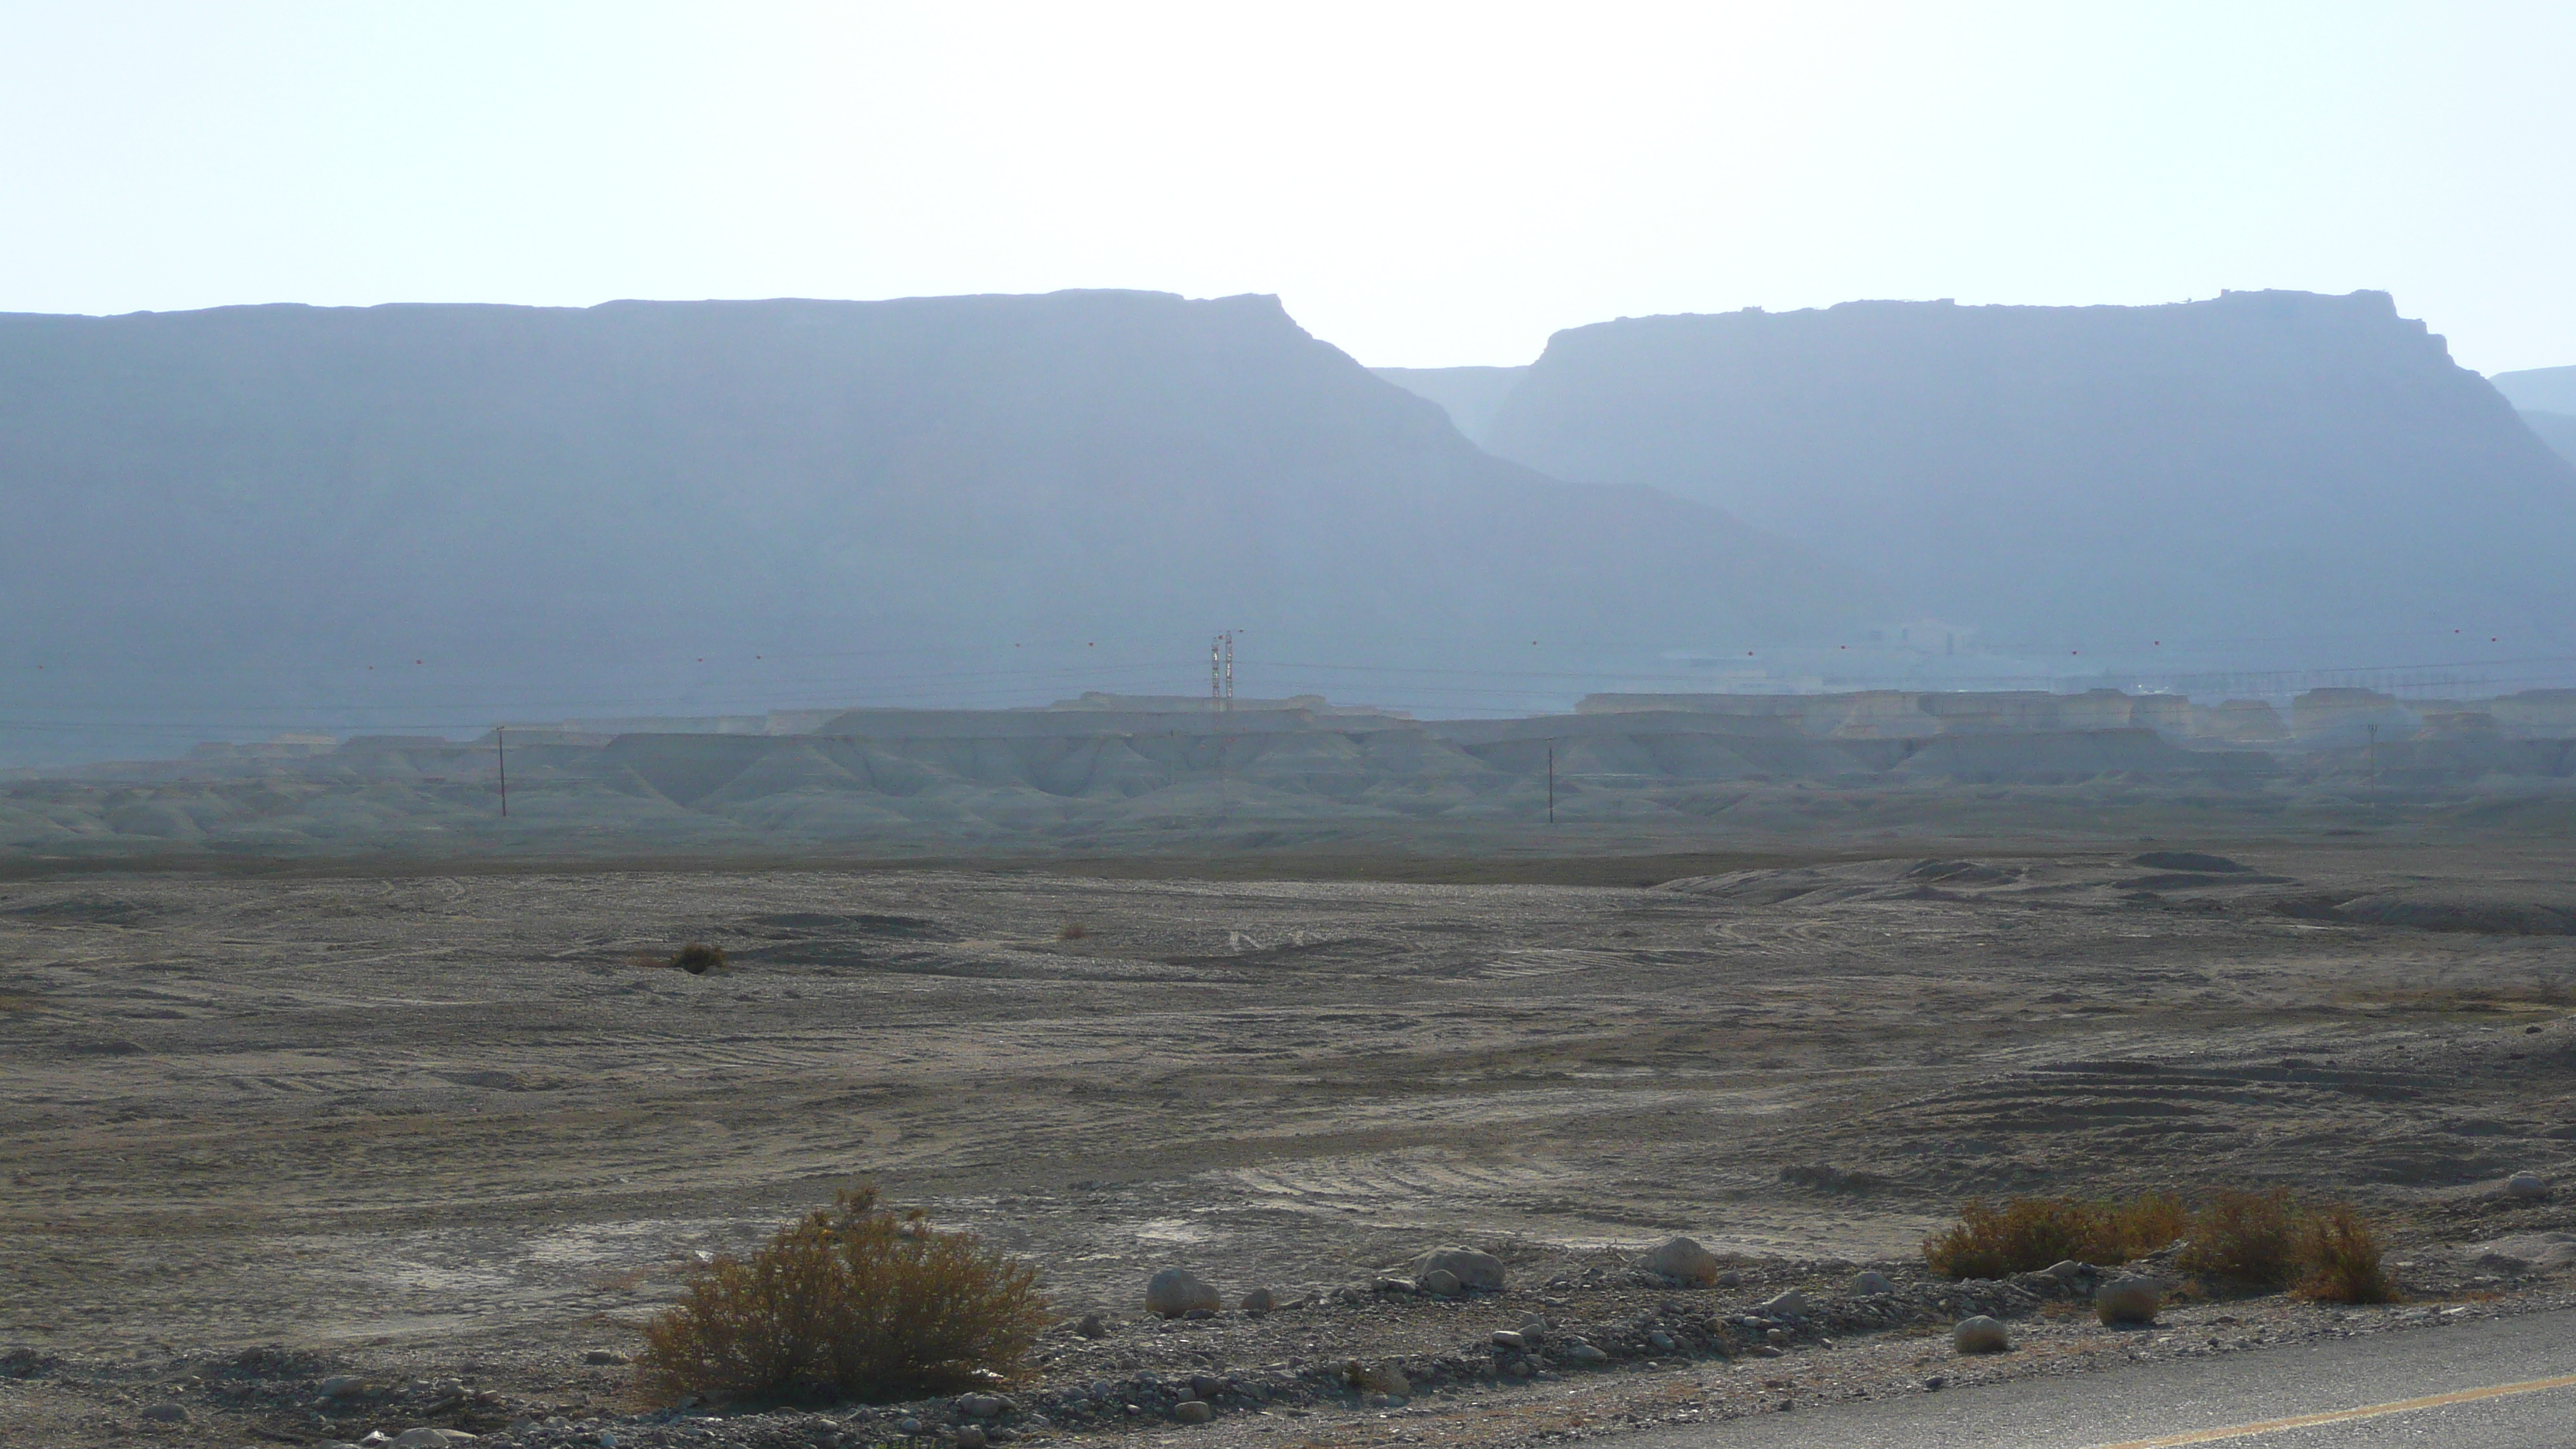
[5, 840, 2574, 1446]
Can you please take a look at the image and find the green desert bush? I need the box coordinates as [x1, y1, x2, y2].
[636, 1186, 1048, 1406]
[1923, 1193, 2187, 1279]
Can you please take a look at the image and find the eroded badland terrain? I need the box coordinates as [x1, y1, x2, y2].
[7, 838, 2576, 1448]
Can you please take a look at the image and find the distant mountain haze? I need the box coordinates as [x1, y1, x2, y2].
[1481, 291, 2576, 664]
[2520, 410, 2576, 467]
[0, 290, 1861, 765]
[2490, 365, 2576, 414]
[1369, 366, 1529, 446]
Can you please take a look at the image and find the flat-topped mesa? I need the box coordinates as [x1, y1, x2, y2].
[1485, 290, 2576, 670]
[0, 289, 1858, 770]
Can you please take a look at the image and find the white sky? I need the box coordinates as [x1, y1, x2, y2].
[3, 2, 2571, 372]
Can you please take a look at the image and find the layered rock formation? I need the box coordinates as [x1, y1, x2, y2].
[1482, 292, 2576, 666]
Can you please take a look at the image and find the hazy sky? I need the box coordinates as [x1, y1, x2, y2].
[4, 2, 2571, 372]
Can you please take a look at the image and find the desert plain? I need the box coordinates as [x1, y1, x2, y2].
[5, 832, 2576, 1448]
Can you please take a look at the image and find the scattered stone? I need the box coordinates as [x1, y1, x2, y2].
[1420, 1268, 1462, 1296]
[1564, 1341, 1609, 1365]
[2094, 1276, 2161, 1325]
[897, 1420, 922, 1436]
[1952, 1316, 2010, 1354]
[581, 1349, 629, 1366]
[957, 1393, 1007, 1419]
[1491, 1330, 1527, 1350]
[1183, 1307, 1217, 1320]
[1849, 1270, 1896, 1296]
[1239, 1288, 1276, 1315]
[1636, 1235, 1723, 1286]
[1351, 1360, 1410, 1395]
[2463, 1233, 2576, 1274]
[954, 1426, 988, 1449]
[1714, 1269, 1744, 1288]
[1923, 1375, 1947, 1391]
[1375, 1276, 1419, 1294]
[1647, 1330, 1676, 1352]
[139, 1403, 187, 1423]
[1758, 1290, 1811, 1317]
[390, 1430, 477, 1448]
[1076, 1312, 1111, 1338]
[318, 1374, 369, 1399]
[2044, 1259, 2088, 1280]
[1173, 1400, 1214, 1424]
[2508, 1171, 2550, 1201]
[1407, 1247, 1506, 1291]
[1145, 1267, 1222, 1318]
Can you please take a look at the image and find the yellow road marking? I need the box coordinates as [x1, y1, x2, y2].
[2086, 1371, 2576, 1447]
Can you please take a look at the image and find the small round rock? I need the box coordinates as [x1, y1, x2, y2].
[1951, 1315, 2010, 1354]
[1240, 1287, 1277, 1315]
[2094, 1276, 2161, 1325]
[2508, 1171, 2549, 1201]
[1173, 1401, 1214, 1425]
[140, 1403, 187, 1423]
[1420, 1268, 1462, 1296]
[1849, 1270, 1896, 1296]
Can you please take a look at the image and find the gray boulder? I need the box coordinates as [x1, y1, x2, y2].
[1951, 1316, 2009, 1354]
[1637, 1236, 1723, 1286]
[1409, 1247, 1505, 1291]
[1849, 1270, 1896, 1296]
[1419, 1268, 1462, 1296]
[1239, 1287, 1276, 1314]
[1757, 1290, 1811, 1317]
[2094, 1276, 2160, 1325]
[1173, 1401, 1214, 1425]
[2508, 1171, 2550, 1201]
[1146, 1267, 1222, 1318]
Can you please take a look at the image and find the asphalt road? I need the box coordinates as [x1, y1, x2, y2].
[1628, 1308, 2576, 1448]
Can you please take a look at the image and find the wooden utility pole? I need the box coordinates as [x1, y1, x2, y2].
[497, 725, 508, 817]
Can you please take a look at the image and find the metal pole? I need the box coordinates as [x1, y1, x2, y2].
[1547, 743, 1555, 825]
[497, 725, 508, 817]
[2365, 723, 2377, 816]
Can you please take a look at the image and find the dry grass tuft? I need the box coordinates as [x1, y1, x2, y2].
[1056, 921, 1088, 940]
[2295, 1204, 2401, 1303]
[1923, 1193, 2187, 1279]
[0, 993, 46, 1013]
[671, 942, 725, 975]
[2176, 1187, 2305, 1286]
[636, 1184, 1046, 1406]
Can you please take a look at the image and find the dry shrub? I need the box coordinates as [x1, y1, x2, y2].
[1057, 922, 1088, 940]
[672, 943, 725, 975]
[2177, 1188, 2304, 1286]
[2295, 1204, 2400, 1303]
[636, 1186, 1046, 1406]
[1922, 1193, 2187, 1279]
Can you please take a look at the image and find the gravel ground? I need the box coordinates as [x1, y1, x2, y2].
[6, 840, 2575, 1447]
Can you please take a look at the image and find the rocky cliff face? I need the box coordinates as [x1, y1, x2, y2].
[1482, 291, 2576, 666]
[0, 291, 1856, 765]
